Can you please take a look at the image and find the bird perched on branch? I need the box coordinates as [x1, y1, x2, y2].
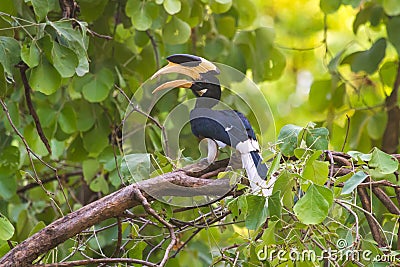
[151, 54, 274, 196]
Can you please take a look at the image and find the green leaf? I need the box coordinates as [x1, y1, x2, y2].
[210, 0, 232, 14]
[216, 16, 236, 38]
[21, 43, 40, 68]
[0, 65, 6, 97]
[341, 38, 386, 74]
[369, 147, 399, 174]
[302, 150, 329, 185]
[245, 195, 267, 230]
[31, 0, 49, 21]
[89, 176, 109, 194]
[83, 159, 100, 183]
[163, 17, 191, 45]
[51, 42, 79, 78]
[293, 184, 333, 225]
[79, 0, 109, 22]
[379, 61, 397, 87]
[0, 146, 19, 175]
[37, 107, 56, 128]
[277, 124, 302, 157]
[76, 101, 96, 132]
[341, 171, 367, 195]
[82, 68, 114, 103]
[0, 174, 17, 200]
[268, 191, 281, 220]
[260, 220, 277, 245]
[387, 17, 400, 55]
[266, 152, 281, 178]
[47, 21, 89, 76]
[348, 150, 372, 162]
[83, 125, 109, 156]
[163, 0, 181, 15]
[0, 36, 21, 80]
[320, 0, 342, 14]
[29, 56, 61, 95]
[383, 0, 400, 16]
[28, 221, 46, 237]
[309, 79, 332, 112]
[126, 0, 153, 31]
[367, 112, 387, 140]
[235, 0, 256, 28]
[0, 213, 14, 240]
[59, 105, 77, 134]
[305, 127, 329, 150]
[332, 83, 346, 108]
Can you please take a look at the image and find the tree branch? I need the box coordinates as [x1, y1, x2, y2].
[0, 161, 231, 266]
[18, 63, 52, 154]
[382, 61, 400, 153]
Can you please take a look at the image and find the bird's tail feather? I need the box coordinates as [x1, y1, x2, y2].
[241, 152, 275, 197]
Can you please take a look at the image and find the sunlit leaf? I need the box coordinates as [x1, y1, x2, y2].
[293, 184, 333, 224]
[21, 43, 40, 68]
[163, 0, 181, 15]
[369, 147, 398, 174]
[0, 213, 14, 240]
[210, 0, 232, 14]
[29, 56, 61, 95]
[341, 171, 367, 194]
[320, 0, 341, 14]
[302, 150, 329, 185]
[126, 0, 153, 31]
[163, 17, 191, 45]
[383, 0, 400, 16]
[309, 79, 331, 112]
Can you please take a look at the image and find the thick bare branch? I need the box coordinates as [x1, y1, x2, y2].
[0, 161, 230, 266]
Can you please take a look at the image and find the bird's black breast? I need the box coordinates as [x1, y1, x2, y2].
[189, 108, 257, 147]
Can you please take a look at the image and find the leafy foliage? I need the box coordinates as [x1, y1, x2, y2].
[0, 0, 399, 266]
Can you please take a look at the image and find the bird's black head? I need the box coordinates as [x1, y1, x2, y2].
[151, 54, 222, 102]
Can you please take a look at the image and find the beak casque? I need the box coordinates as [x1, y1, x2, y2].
[151, 55, 219, 93]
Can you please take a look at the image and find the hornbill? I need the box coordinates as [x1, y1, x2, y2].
[151, 54, 274, 196]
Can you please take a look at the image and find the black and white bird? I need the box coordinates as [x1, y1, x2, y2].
[151, 54, 274, 196]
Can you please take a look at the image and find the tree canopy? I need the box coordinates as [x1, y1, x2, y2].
[0, 0, 399, 266]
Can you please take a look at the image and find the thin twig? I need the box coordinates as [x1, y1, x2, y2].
[341, 114, 350, 152]
[87, 28, 113, 40]
[115, 84, 170, 156]
[335, 199, 360, 248]
[133, 186, 176, 267]
[18, 63, 52, 154]
[146, 29, 160, 70]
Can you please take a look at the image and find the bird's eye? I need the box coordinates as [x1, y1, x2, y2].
[197, 89, 208, 96]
